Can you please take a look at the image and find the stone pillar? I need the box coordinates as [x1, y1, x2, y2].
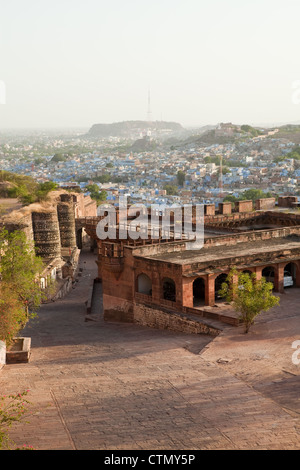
[182, 278, 194, 308]
[274, 265, 284, 293]
[295, 262, 300, 288]
[205, 274, 215, 306]
[151, 269, 161, 304]
[254, 267, 262, 281]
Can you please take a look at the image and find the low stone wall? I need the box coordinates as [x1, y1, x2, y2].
[204, 225, 300, 247]
[6, 337, 31, 364]
[133, 302, 220, 336]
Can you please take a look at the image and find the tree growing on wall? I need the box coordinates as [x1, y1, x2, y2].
[218, 269, 280, 333]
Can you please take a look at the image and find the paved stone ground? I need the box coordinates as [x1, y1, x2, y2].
[0, 249, 299, 450]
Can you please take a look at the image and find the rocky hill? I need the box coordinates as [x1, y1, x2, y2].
[87, 120, 183, 138]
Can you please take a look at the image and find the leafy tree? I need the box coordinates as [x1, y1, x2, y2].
[164, 184, 179, 196]
[218, 269, 280, 333]
[85, 184, 107, 205]
[0, 229, 46, 321]
[177, 170, 186, 186]
[0, 285, 27, 346]
[223, 195, 238, 203]
[35, 181, 58, 202]
[223, 189, 274, 204]
[51, 153, 67, 163]
[241, 189, 273, 201]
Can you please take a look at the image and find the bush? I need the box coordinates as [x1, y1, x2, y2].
[0, 286, 27, 346]
[0, 390, 32, 450]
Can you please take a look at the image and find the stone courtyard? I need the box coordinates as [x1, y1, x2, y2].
[0, 249, 299, 450]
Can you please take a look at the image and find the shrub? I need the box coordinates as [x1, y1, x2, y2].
[0, 286, 27, 346]
[0, 390, 32, 450]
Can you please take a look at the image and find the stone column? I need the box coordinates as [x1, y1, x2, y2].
[295, 262, 300, 287]
[274, 265, 284, 293]
[182, 278, 194, 308]
[205, 274, 215, 306]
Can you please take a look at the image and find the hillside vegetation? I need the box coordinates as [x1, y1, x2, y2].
[0, 171, 58, 205]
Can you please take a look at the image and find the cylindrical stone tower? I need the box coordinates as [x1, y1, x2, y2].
[57, 199, 76, 249]
[32, 210, 62, 259]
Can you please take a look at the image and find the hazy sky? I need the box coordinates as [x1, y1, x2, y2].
[1, 0, 300, 129]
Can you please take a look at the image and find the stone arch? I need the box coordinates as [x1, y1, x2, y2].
[214, 273, 228, 301]
[162, 277, 176, 302]
[242, 269, 253, 275]
[262, 266, 275, 287]
[136, 273, 152, 296]
[193, 277, 205, 307]
[283, 262, 298, 288]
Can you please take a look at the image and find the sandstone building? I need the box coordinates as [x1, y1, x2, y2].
[2, 192, 300, 336]
[80, 196, 300, 335]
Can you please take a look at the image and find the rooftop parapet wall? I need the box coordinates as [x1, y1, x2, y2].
[255, 198, 276, 211]
[278, 196, 299, 208]
[234, 200, 253, 213]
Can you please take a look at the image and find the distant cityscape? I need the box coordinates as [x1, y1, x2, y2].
[1, 120, 300, 208]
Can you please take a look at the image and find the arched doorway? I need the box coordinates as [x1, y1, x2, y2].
[162, 278, 176, 302]
[242, 270, 252, 275]
[215, 273, 228, 301]
[262, 266, 275, 288]
[137, 273, 152, 296]
[193, 277, 205, 307]
[283, 263, 297, 288]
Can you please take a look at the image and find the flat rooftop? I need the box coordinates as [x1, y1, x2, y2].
[144, 235, 300, 266]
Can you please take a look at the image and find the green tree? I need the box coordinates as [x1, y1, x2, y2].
[164, 184, 179, 196]
[51, 153, 67, 163]
[85, 184, 107, 205]
[241, 189, 273, 201]
[36, 181, 58, 202]
[0, 285, 27, 346]
[0, 229, 46, 321]
[218, 269, 279, 333]
[223, 195, 237, 203]
[176, 170, 186, 186]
